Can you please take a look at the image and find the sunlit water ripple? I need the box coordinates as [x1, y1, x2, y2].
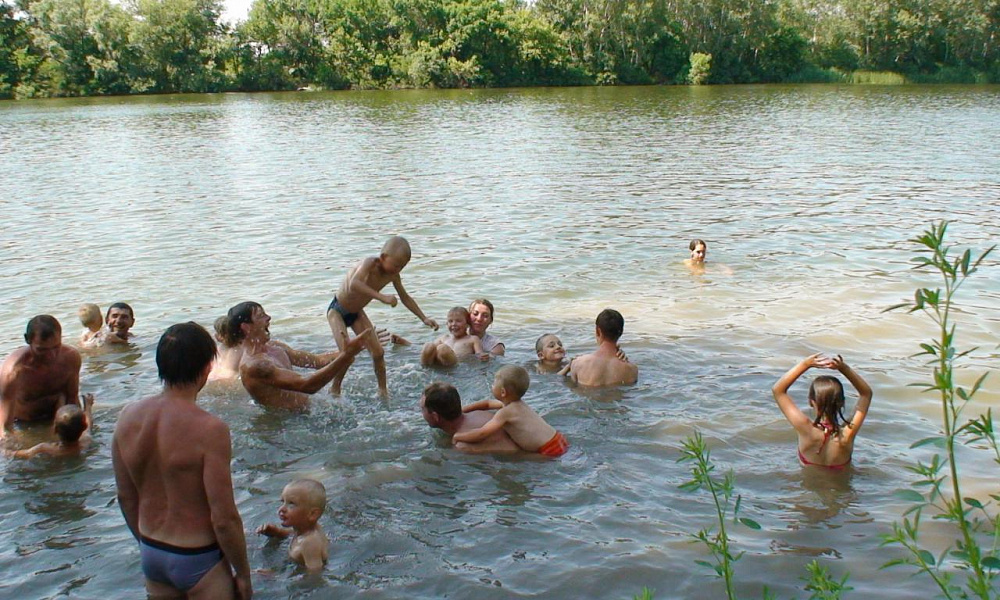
[1, 84, 999, 599]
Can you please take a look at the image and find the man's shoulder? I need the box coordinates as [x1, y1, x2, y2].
[59, 345, 82, 367]
[1, 347, 29, 370]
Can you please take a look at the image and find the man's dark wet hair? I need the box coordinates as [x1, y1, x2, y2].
[423, 382, 461, 421]
[54, 405, 87, 442]
[25, 315, 61, 344]
[105, 302, 134, 320]
[224, 301, 263, 347]
[596, 308, 625, 343]
[156, 322, 217, 387]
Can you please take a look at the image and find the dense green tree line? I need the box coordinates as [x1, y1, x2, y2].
[1, 0, 997, 98]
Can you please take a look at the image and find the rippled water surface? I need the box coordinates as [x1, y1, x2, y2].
[2, 85, 999, 599]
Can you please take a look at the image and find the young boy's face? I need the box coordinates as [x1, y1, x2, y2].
[278, 485, 318, 532]
[379, 252, 409, 275]
[446, 313, 469, 337]
[537, 335, 565, 362]
[491, 378, 510, 405]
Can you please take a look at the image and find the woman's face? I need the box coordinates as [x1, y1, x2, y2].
[468, 303, 493, 334]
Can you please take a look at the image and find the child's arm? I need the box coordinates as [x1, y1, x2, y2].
[391, 278, 438, 330]
[772, 353, 831, 432]
[9, 443, 50, 459]
[558, 358, 574, 378]
[462, 399, 503, 412]
[453, 412, 507, 444]
[299, 535, 327, 571]
[471, 336, 483, 356]
[81, 393, 94, 440]
[256, 523, 292, 538]
[348, 258, 397, 306]
[832, 355, 873, 438]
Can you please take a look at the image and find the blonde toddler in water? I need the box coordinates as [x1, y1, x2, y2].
[421, 307, 483, 367]
[9, 393, 94, 458]
[772, 353, 873, 470]
[454, 366, 569, 457]
[257, 479, 329, 571]
[77, 303, 103, 347]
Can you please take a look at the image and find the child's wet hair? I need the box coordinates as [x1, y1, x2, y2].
[423, 382, 461, 420]
[54, 404, 87, 442]
[495, 365, 530, 399]
[689, 239, 707, 251]
[809, 375, 850, 435]
[78, 304, 102, 329]
[288, 478, 327, 514]
[596, 309, 625, 343]
[448, 306, 470, 324]
[382, 236, 411, 261]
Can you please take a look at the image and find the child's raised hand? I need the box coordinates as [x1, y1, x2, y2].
[829, 354, 846, 370]
[804, 353, 833, 369]
[256, 523, 287, 537]
[423, 317, 439, 330]
[382, 294, 398, 307]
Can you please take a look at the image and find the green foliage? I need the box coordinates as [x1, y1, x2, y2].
[881, 222, 998, 599]
[687, 52, 710, 84]
[845, 70, 907, 84]
[632, 587, 654, 600]
[803, 560, 853, 599]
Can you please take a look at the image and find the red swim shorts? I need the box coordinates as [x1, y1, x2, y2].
[538, 431, 569, 457]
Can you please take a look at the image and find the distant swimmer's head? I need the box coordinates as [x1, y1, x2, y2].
[224, 301, 264, 346]
[78, 304, 102, 332]
[447, 307, 470, 336]
[689, 239, 707, 264]
[809, 375, 849, 434]
[213, 315, 231, 346]
[279, 479, 327, 531]
[493, 365, 530, 403]
[380, 236, 412, 274]
[54, 404, 87, 443]
[25, 315, 62, 358]
[156, 322, 217, 388]
[421, 382, 461, 426]
[105, 302, 135, 335]
[595, 308, 625, 344]
[535, 334, 565, 362]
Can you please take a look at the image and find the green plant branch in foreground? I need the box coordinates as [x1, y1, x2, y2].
[882, 221, 998, 599]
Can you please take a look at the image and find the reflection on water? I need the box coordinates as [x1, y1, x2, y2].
[1, 84, 998, 598]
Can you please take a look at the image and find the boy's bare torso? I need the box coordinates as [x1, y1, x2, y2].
[336, 258, 395, 313]
[497, 402, 557, 452]
[289, 527, 329, 566]
[441, 333, 480, 358]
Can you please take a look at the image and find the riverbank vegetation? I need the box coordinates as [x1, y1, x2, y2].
[2, 0, 999, 98]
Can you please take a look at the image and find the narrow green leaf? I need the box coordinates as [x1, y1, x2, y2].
[694, 560, 715, 571]
[880, 558, 909, 569]
[894, 489, 926, 503]
[982, 556, 1000, 570]
[910, 437, 946, 449]
[738, 517, 761, 530]
[918, 550, 936, 566]
[963, 497, 984, 509]
[883, 302, 911, 313]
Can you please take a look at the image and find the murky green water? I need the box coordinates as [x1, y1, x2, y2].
[1, 84, 999, 599]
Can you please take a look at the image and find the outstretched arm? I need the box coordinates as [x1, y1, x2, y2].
[462, 399, 503, 413]
[453, 413, 507, 444]
[244, 331, 370, 394]
[773, 353, 830, 432]
[832, 355, 873, 438]
[276, 341, 338, 369]
[392, 278, 438, 330]
[256, 523, 292, 539]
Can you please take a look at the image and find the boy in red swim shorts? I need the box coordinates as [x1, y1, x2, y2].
[454, 365, 568, 458]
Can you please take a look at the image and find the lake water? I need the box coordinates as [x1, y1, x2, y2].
[1, 84, 999, 599]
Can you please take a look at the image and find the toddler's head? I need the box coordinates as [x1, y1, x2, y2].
[535, 334, 565, 363]
[493, 365, 530, 404]
[279, 479, 327, 533]
[446, 307, 470, 337]
[53, 404, 87, 443]
[78, 304, 102, 332]
[809, 375, 848, 433]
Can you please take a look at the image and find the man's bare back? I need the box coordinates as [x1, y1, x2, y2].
[452, 409, 521, 455]
[564, 353, 638, 387]
[113, 322, 250, 599]
[1, 327, 82, 436]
